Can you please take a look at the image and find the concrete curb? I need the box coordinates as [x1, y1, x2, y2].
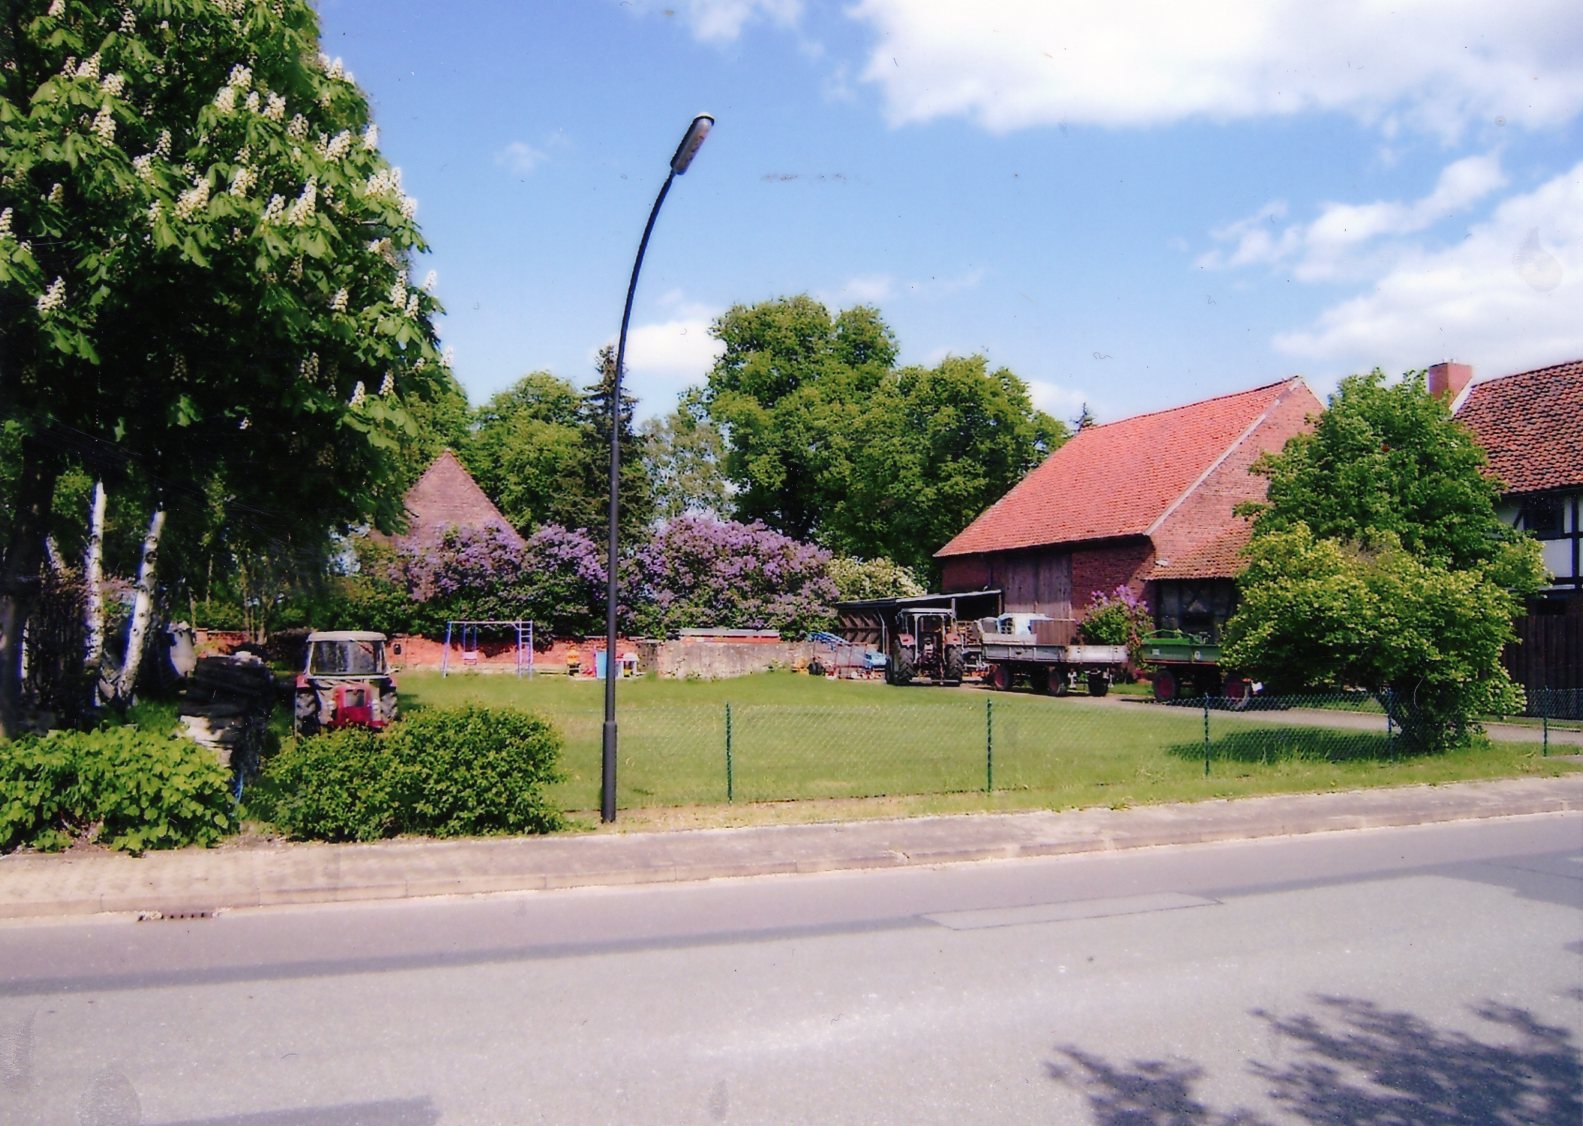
[1, 775, 1579, 920]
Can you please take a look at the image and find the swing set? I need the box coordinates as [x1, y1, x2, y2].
[440, 619, 535, 677]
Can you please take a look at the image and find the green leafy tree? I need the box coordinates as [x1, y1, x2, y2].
[640, 386, 731, 522]
[463, 371, 588, 533]
[704, 296, 896, 541]
[0, 0, 451, 735]
[826, 555, 926, 602]
[1222, 371, 1545, 751]
[830, 354, 1065, 576]
[580, 345, 654, 540]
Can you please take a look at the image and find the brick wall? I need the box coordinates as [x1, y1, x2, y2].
[1071, 540, 1155, 612]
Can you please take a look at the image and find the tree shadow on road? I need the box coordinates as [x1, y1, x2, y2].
[1049, 994, 1582, 1124]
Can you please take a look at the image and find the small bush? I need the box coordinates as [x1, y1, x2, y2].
[256, 706, 567, 841]
[254, 726, 394, 842]
[386, 707, 566, 836]
[0, 727, 233, 854]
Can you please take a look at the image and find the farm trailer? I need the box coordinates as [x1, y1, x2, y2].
[973, 614, 1128, 696]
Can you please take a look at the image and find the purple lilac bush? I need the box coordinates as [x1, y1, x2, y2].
[630, 516, 837, 638]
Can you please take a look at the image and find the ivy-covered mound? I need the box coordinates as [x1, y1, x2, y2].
[257, 706, 567, 842]
[0, 727, 233, 854]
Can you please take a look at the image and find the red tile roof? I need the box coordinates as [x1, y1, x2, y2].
[1149, 524, 1253, 580]
[1455, 359, 1583, 495]
[403, 450, 525, 546]
[938, 378, 1312, 557]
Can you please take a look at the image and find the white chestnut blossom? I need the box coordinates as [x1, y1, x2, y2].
[238, 416, 252, 430]
[174, 177, 211, 220]
[379, 371, 395, 396]
[228, 165, 255, 197]
[214, 85, 237, 113]
[263, 93, 286, 122]
[131, 153, 154, 182]
[261, 194, 285, 223]
[300, 353, 320, 380]
[48, 183, 64, 204]
[285, 180, 316, 225]
[329, 287, 348, 312]
[91, 105, 116, 144]
[322, 130, 353, 160]
[388, 274, 407, 308]
[404, 293, 419, 317]
[421, 269, 437, 293]
[348, 381, 366, 407]
[100, 73, 125, 97]
[37, 277, 66, 315]
[245, 90, 260, 114]
[362, 124, 379, 149]
[227, 64, 252, 90]
[0, 208, 11, 238]
[48, 0, 65, 17]
[153, 129, 171, 157]
[119, 8, 135, 33]
[75, 54, 101, 81]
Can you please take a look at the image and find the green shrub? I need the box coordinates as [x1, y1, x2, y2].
[386, 707, 566, 837]
[256, 706, 567, 841]
[0, 728, 233, 854]
[255, 727, 394, 842]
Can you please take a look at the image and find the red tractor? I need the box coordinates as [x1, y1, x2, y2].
[293, 631, 398, 736]
[886, 608, 965, 687]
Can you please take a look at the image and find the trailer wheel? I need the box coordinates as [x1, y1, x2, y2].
[1152, 668, 1178, 703]
[1046, 667, 1069, 696]
[1223, 674, 1252, 710]
[988, 664, 1011, 691]
[1087, 672, 1110, 697]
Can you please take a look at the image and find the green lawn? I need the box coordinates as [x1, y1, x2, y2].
[398, 671, 1576, 822]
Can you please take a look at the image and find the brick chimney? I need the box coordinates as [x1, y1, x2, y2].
[1427, 361, 1472, 400]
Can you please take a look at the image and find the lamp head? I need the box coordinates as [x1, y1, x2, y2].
[670, 114, 714, 175]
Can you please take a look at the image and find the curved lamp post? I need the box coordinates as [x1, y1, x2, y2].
[603, 113, 713, 823]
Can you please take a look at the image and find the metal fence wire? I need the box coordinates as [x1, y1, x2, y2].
[536, 689, 1569, 811]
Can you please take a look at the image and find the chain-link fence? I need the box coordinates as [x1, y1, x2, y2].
[527, 688, 1568, 812]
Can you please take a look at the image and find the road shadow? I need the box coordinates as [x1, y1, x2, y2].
[1049, 994, 1582, 1124]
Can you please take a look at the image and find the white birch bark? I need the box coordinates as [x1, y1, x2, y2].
[112, 506, 166, 703]
[84, 481, 107, 690]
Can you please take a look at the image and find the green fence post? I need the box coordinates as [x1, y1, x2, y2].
[985, 697, 994, 793]
[725, 702, 734, 801]
[1203, 694, 1211, 776]
[1542, 687, 1549, 757]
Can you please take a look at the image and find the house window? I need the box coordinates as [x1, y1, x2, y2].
[1520, 497, 1563, 539]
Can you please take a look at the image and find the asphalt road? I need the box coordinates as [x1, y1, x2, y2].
[2, 815, 1579, 1124]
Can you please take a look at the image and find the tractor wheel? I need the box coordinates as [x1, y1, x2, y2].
[988, 664, 1011, 691]
[944, 649, 964, 686]
[1047, 667, 1069, 696]
[892, 655, 916, 685]
[293, 690, 320, 737]
[1223, 674, 1252, 710]
[808, 658, 825, 678]
[1152, 668, 1178, 703]
[1087, 672, 1110, 697]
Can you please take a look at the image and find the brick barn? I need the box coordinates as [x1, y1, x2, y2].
[935, 377, 1321, 639]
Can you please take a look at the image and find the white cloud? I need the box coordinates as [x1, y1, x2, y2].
[629, 0, 804, 44]
[495, 140, 548, 176]
[1274, 161, 1583, 379]
[601, 296, 725, 420]
[847, 1, 1583, 139]
[1199, 153, 1508, 280]
[832, 273, 896, 304]
[1024, 377, 1091, 421]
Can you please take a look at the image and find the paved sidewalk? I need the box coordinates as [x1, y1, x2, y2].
[1, 774, 1580, 921]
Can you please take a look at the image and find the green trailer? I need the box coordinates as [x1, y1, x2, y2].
[1139, 631, 1253, 704]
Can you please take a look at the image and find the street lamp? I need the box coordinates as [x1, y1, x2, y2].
[602, 113, 714, 823]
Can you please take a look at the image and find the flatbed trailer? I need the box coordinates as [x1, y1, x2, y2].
[973, 615, 1128, 696]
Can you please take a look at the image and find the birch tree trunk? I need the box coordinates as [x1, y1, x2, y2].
[84, 481, 108, 701]
[111, 506, 166, 705]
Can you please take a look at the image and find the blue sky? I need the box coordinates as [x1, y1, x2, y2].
[315, 0, 1583, 425]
